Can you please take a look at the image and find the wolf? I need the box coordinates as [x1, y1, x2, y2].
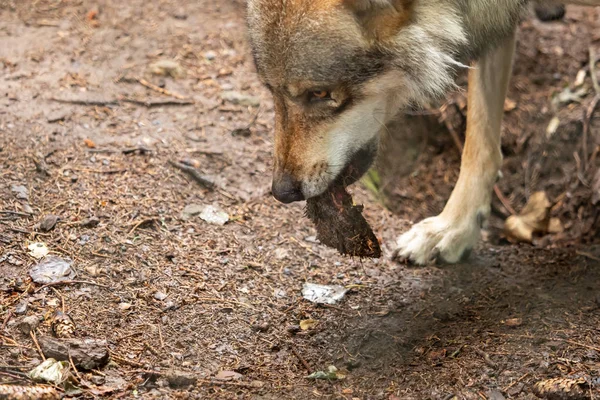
[246, 0, 600, 264]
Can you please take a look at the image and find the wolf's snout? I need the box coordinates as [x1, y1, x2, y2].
[271, 172, 304, 204]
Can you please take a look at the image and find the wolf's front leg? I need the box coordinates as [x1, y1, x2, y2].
[393, 30, 517, 265]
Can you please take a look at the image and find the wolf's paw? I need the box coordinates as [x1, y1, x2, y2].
[392, 215, 480, 265]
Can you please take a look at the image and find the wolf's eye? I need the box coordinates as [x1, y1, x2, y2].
[308, 90, 332, 102]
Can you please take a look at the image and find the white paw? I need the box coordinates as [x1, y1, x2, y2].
[392, 215, 481, 265]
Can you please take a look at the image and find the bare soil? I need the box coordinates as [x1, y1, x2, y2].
[1, 1, 599, 399]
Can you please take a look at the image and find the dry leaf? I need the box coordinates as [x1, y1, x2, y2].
[299, 319, 318, 331]
[574, 69, 587, 87]
[504, 318, 523, 327]
[84, 138, 96, 148]
[504, 192, 562, 243]
[215, 370, 243, 381]
[504, 98, 517, 112]
[546, 116, 560, 138]
[28, 242, 49, 259]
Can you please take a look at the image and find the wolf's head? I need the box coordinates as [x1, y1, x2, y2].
[247, 0, 467, 203]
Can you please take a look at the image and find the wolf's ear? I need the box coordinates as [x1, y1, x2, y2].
[343, 0, 413, 39]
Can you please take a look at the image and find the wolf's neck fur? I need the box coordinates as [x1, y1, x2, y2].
[414, 0, 527, 61]
[393, 0, 527, 105]
[456, 0, 528, 59]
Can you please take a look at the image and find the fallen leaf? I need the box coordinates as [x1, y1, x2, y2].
[200, 205, 229, 225]
[428, 348, 447, 361]
[307, 365, 345, 380]
[29, 256, 75, 283]
[28, 358, 69, 384]
[546, 116, 560, 138]
[84, 138, 96, 148]
[574, 69, 587, 87]
[504, 192, 562, 243]
[548, 218, 564, 234]
[554, 86, 588, 106]
[154, 291, 168, 301]
[300, 319, 318, 331]
[302, 283, 347, 305]
[504, 98, 517, 112]
[215, 370, 243, 381]
[220, 90, 260, 107]
[28, 242, 49, 259]
[11, 184, 29, 200]
[504, 318, 523, 327]
[148, 60, 185, 79]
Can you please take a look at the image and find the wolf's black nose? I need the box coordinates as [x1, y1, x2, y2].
[272, 173, 304, 204]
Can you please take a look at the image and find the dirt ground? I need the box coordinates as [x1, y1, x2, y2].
[1, 1, 599, 399]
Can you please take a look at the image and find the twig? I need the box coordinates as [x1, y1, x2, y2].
[50, 97, 118, 106]
[127, 218, 158, 235]
[71, 168, 127, 174]
[503, 372, 529, 392]
[158, 325, 164, 349]
[590, 46, 600, 96]
[582, 94, 600, 168]
[6, 226, 32, 235]
[178, 266, 205, 277]
[51, 96, 193, 108]
[30, 331, 45, 361]
[143, 342, 160, 357]
[290, 345, 312, 373]
[109, 352, 144, 368]
[1, 311, 13, 331]
[86, 146, 152, 155]
[0, 210, 31, 217]
[494, 185, 517, 216]
[136, 77, 189, 101]
[35, 280, 110, 292]
[121, 97, 193, 107]
[474, 347, 497, 368]
[50, 287, 65, 313]
[0, 370, 30, 380]
[489, 332, 600, 353]
[563, 339, 600, 353]
[169, 160, 215, 190]
[190, 295, 254, 309]
[576, 250, 600, 262]
[68, 352, 82, 382]
[197, 378, 265, 389]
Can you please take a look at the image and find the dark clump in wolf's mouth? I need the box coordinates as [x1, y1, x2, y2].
[305, 139, 381, 258]
[305, 184, 381, 259]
